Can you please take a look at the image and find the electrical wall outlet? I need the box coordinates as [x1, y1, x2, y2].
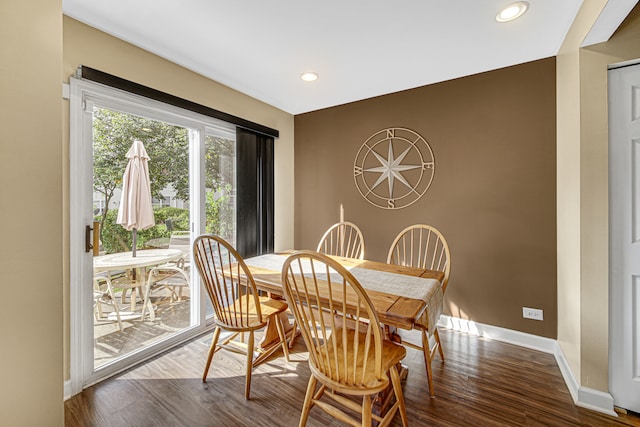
[523, 307, 544, 321]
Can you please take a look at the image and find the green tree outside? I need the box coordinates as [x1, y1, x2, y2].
[93, 108, 236, 253]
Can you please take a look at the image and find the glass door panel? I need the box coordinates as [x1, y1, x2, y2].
[203, 132, 237, 318]
[92, 106, 193, 369]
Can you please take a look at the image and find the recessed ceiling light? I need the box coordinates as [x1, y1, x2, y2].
[300, 72, 319, 82]
[496, 1, 529, 22]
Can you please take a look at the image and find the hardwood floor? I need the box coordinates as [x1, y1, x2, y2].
[65, 329, 640, 426]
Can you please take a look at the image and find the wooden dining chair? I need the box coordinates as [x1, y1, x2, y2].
[387, 223, 451, 398]
[192, 234, 291, 400]
[316, 221, 366, 260]
[282, 250, 408, 427]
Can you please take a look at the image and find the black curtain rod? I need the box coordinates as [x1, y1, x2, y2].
[77, 65, 279, 139]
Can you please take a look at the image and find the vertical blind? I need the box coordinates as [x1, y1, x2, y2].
[236, 128, 274, 258]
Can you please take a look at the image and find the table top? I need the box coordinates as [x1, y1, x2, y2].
[94, 249, 183, 272]
[243, 252, 444, 332]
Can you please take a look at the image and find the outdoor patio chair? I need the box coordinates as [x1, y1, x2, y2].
[141, 265, 191, 321]
[93, 276, 123, 332]
[141, 231, 192, 311]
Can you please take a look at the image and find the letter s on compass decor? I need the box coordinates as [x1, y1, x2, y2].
[353, 127, 435, 210]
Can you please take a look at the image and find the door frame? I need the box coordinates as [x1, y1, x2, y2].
[68, 77, 229, 394]
[608, 59, 640, 413]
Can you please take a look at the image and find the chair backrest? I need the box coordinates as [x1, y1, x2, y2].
[169, 231, 190, 253]
[193, 235, 264, 330]
[281, 251, 386, 390]
[316, 221, 365, 260]
[387, 224, 451, 293]
[168, 231, 191, 268]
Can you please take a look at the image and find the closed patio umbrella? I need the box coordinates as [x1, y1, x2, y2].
[116, 139, 155, 257]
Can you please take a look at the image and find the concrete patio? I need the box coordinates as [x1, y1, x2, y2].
[94, 288, 191, 368]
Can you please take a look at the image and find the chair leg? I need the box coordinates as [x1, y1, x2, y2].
[202, 326, 221, 382]
[129, 287, 137, 311]
[434, 327, 445, 361]
[140, 278, 154, 321]
[245, 330, 255, 400]
[390, 365, 408, 427]
[112, 304, 123, 332]
[288, 319, 298, 349]
[421, 330, 435, 398]
[361, 394, 372, 427]
[107, 284, 124, 331]
[298, 376, 317, 427]
[275, 314, 291, 362]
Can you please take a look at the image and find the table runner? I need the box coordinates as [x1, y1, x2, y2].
[244, 253, 443, 331]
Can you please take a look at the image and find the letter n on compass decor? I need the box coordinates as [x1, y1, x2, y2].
[353, 127, 435, 209]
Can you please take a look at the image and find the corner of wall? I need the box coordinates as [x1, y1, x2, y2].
[555, 47, 583, 388]
[554, 341, 616, 416]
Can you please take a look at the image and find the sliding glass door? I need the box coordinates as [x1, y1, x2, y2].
[70, 78, 236, 389]
[91, 105, 195, 370]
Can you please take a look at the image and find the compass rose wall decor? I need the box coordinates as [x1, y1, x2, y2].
[353, 127, 435, 209]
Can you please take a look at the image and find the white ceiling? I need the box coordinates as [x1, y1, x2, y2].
[63, 0, 636, 115]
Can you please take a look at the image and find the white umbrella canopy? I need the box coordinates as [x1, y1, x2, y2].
[116, 139, 155, 256]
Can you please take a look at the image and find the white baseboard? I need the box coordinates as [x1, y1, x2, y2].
[64, 379, 72, 401]
[439, 315, 557, 353]
[438, 315, 616, 416]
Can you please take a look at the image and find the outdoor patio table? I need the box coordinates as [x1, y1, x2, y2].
[94, 248, 184, 316]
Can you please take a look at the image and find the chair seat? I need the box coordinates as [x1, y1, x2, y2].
[153, 268, 189, 289]
[256, 295, 288, 316]
[219, 295, 288, 330]
[310, 327, 406, 391]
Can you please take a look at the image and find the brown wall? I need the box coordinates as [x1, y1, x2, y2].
[294, 58, 557, 338]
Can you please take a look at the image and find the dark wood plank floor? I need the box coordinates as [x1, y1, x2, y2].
[65, 329, 640, 426]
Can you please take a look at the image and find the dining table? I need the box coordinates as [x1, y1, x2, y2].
[241, 250, 445, 413]
[244, 251, 444, 363]
[94, 248, 184, 318]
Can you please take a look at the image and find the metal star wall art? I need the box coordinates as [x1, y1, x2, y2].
[353, 127, 435, 209]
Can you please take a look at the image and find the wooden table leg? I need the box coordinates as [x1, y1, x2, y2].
[253, 311, 296, 366]
[384, 324, 402, 343]
[372, 362, 408, 426]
